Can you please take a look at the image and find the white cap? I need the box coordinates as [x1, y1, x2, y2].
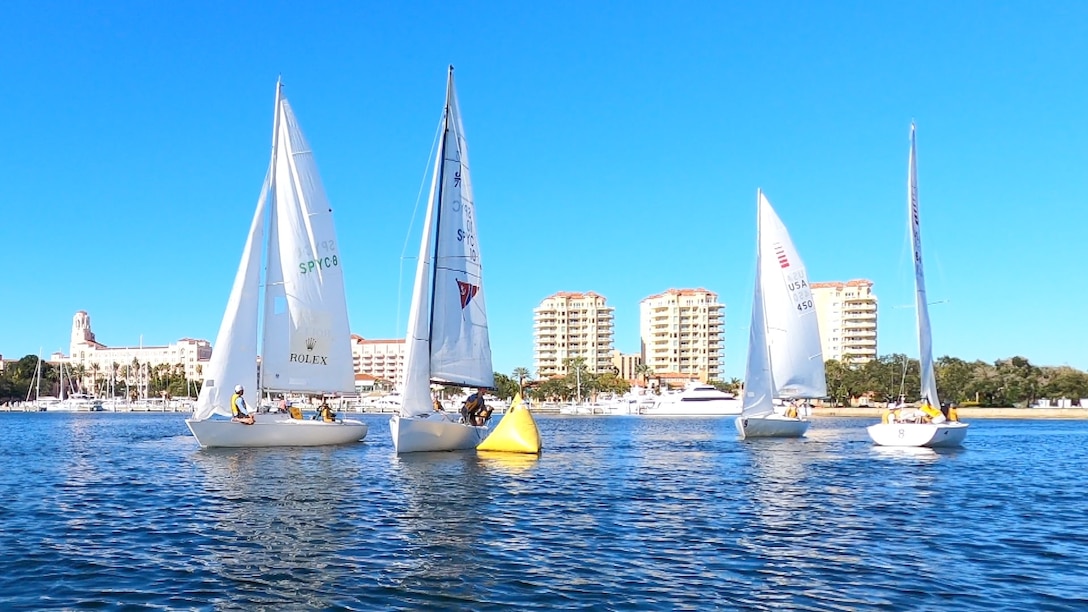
[235, 385, 244, 393]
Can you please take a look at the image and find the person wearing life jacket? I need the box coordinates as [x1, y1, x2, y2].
[317, 401, 336, 423]
[920, 399, 946, 424]
[230, 385, 255, 425]
[947, 404, 959, 422]
[785, 401, 799, 419]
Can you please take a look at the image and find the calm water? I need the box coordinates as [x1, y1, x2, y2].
[1, 413, 1086, 611]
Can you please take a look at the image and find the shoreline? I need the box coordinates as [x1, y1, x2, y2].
[812, 406, 1088, 420]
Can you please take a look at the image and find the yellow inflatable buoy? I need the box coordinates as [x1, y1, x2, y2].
[476, 393, 542, 454]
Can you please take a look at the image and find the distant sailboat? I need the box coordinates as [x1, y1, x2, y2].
[390, 66, 496, 454]
[867, 123, 968, 448]
[186, 79, 368, 448]
[737, 191, 826, 439]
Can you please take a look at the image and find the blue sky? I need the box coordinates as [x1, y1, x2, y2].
[2, 1, 1086, 379]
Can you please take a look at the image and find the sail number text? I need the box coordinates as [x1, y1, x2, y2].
[298, 241, 339, 274]
[299, 254, 339, 274]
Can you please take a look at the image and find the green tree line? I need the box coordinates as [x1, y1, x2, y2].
[0, 354, 199, 403]
[825, 354, 1088, 407]
[486, 354, 1088, 408]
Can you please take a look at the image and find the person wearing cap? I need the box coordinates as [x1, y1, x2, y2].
[230, 385, 255, 425]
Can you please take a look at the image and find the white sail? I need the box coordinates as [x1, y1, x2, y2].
[193, 171, 268, 420]
[400, 66, 494, 419]
[259, 96, 356, 395]
[759, 193, 827, 399]
[429, 71, 494, 388]
[399, 115, 444, 418]
[909, 123, 940, 408]
[742, 194, 776, 419]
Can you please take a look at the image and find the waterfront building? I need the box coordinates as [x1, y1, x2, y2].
[639, 288, 724, 384]
[811, 279, 878, 364]
[533, 292, 615, 377]
[66, 311, 211, 392]
[350, 335, 405, 388]
[610, 350, 642, 384]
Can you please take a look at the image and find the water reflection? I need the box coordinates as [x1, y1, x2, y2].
[190, 446, 366, 608]
[475, 451, 540, 476]
[385, 452, 494, 604]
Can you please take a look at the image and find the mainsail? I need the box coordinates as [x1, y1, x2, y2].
[741, 231, 777, 419]
[260, 95, 355, 395]
[909, 123, 941, 409]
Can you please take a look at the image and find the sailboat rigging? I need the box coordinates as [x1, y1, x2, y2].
[736, 190, 826, 439]
[867, 123, 968, 448]
[390, 65, 496, 454]
[185, 79, 367, 448]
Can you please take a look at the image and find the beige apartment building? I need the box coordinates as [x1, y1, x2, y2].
[533, 292, 615, 377]
[639, 288, 724, 384]
[610, 350, 642, 383]
[349, 335, 405, 388]
[811, 279, 878, 364]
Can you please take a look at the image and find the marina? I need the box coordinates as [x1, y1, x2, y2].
[1, 411, 1085, 609]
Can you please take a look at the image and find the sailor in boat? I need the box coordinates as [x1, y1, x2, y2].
[919, 398, 946, 423]
[461, 388, 494, 426]
[785, 400, 799, 419]
[317, 400, 337, 423]
[230, 385, 255, 425]
[433, 395, 445, 413]
[882, 400, 902, 424]
[946, 403, 960, 422]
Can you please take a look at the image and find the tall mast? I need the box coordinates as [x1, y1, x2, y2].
[258, 77, 284, 394]
[426, 65, 454, 348]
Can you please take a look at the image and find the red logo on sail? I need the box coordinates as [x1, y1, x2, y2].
[774, 244, 790, 269]
[457, 280, 479, 309]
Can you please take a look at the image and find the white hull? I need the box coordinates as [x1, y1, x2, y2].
[736, 414, 810, 439]
[390, 414, 488, 453]
[641, 400, 742, 416]
[42, 401, 104, 412]
[186, 418, 368, 448]
[866, 421, 968, 448]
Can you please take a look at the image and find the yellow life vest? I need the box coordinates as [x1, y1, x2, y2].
[230, 393, 242, 417]
[921, 403, 942, 420]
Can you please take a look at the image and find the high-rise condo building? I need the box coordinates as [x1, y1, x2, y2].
[349, 335, 406, 388]
[639, 288, 724, 383]
[810, 279, 878, 364]
[533, 292, 615, 377]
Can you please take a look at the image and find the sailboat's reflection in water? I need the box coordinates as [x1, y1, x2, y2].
[384, 452, 501, 600]
[189, 447, 363, 606]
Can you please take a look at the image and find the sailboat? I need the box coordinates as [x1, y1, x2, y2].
[186, 79, 368, 448]
[390, 66, 495, 454]
[736, 191, 826, 439]
[867, 123, 968, 447]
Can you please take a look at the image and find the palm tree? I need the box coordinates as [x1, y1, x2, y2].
[635, 363, 653, 388]
[511, 367, 531, 395]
